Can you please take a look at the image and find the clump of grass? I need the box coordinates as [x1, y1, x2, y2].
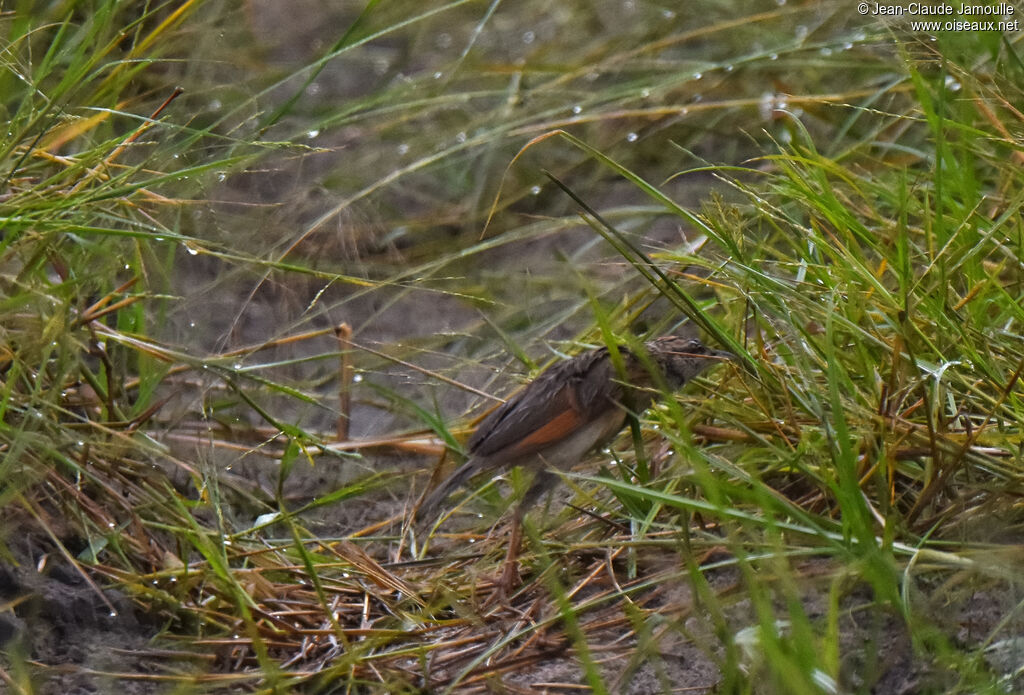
[3, 2, 1024, 694]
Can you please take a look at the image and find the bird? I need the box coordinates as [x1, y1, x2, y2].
[417, 336, 733, 591]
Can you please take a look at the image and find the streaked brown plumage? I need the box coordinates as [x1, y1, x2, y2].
[419, 336, 732, 519]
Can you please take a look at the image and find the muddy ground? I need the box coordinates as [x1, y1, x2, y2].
[4, 3, 1024, 693]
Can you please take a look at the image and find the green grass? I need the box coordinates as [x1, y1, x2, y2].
[1, 1, 1023, 693]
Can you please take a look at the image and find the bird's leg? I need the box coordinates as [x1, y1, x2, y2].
[494, 502, 524, 598]
[521, 468, 558, 511]
[494, 469, 557, 597]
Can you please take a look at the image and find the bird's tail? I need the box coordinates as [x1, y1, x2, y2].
[417, 457, 484, 523]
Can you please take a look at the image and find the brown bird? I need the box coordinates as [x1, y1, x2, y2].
[418, 336, 732, 589]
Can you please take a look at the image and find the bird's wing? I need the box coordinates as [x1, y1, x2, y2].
[468, 349, 620, 461]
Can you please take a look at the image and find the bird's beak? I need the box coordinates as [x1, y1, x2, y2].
[714, 347, 758, 376]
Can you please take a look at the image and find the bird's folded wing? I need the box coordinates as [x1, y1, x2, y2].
[468, 352, 625, 460]
[467, 370, 581, 458]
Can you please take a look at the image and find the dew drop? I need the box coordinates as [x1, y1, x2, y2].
[455, 131, 466, 143]
[662, 9, 676, 18]
[522, 30, 535, 44]
[397, 143, 409, 155]
[531, 185, 541, 195]
[187, 246, 199, 256]
[571, 104, 582, 114]
[306, 129, 319, 139]
[626, 132, 638, 142]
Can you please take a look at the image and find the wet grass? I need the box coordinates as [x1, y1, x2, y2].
[1, 1, 1023, 693]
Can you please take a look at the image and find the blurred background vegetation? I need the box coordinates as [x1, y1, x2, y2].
[1, 1, 1023, 693]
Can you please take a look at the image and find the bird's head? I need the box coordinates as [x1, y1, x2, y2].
[644, 336, 734, 388]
